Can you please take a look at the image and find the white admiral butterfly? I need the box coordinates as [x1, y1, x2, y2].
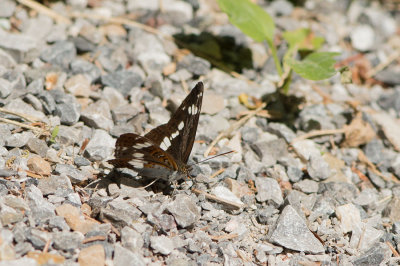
[109, 82, 204, 182]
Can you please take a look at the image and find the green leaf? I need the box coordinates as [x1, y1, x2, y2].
[283, 28, 325, 52]
[286, 52, 340, 80]
[282, 28, 309, 49]
[50, 125, 59, 144]
[216, 0, 275, 43]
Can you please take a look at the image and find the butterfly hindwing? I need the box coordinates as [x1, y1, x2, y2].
[109, 133, 178, 178]
[144, 82, 203, 163]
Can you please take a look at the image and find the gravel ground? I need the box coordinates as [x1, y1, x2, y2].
[0, 0, 399, 265]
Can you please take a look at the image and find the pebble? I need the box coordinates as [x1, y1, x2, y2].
[167, 194, 200, 228]
[269, 205, 324, 254]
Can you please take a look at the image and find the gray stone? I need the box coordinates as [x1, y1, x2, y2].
[150, 235, 174, 255]
[80, 100, 114, 131]
[121, 226, 144, 252]
[54, 102, 80, 125]
[37, 174, 73, 195]
[113, 244, 147, 266]
[84, 129, 115, 161]
[255, 177, 283, 206]
[101, 70, 143, 97]
[363, 139, 384, 164]
[52, 231, 84, 251]
[0, 0, 16, 17]
[26, 138, 48, 157]
[74, 156, 91, 167]
[0, 78, 12, 98]
[100, 203, 141, 230]
[286, 165, 304, 182]
[353, 242, 392, 266]
[293, 179, 319, 194]
[0, 48, 17, 68]
[307, 155, 331, 181]
[269, 205, 324, 254]
[351, 25, 375, 51]
[54, 164, 89, 184]
[70, 59, 101, 82]
[267, 122, 296, 143]
[5, 131, 35, 148]
[0, 258, 37, 266]
[40, 41, 76, 69]
[36, 91, 56, 114]
[0, 29, 39, 62]
[56, 125, 81, 145]
[25, 185, 56, 225]
[178, 54, 210, 76]
[167, 194, 200, 228]
[48, 216, 70, 231]
[251, 138, 288, 167]
[5, 98, 46, 121]
[131, 32, 170, 74]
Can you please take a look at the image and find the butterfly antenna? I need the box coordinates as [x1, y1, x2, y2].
[139, 178, 160, 189]
[190, 150, 236, 166]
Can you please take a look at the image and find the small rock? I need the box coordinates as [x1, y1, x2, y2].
[293, 179, 319, 194]
[52, 231, 84, 251]
[211, 186, 244, 207]
[64, 74, 91, 98]
[113, 244, 147, 266]
[80, 100, 114, 131]
[291, 140, 321, 161]
[167, 194, 200, 228]
[37, 174, 72, 195]
[307, 155, 331, 181]
[202, 92, 225, 115]
[54, 102, 80, 125]
[255, 177, 283, 206]
[269, 205, 324, 254]
[121, 226, 144, 252]
[353, 242, 392, 266]
[40, 41, 76, 69]
[84, 129, 115, 161]
[54, 164, 88, 184]
[27, 156, 51, 176]
[150, 235, 174, 255]
[78, 244, 105, 266]
[101, 70, 143, 97]
[26, 138, 48, 157]
[336, 203, 362, 233]
[351, 25, 375, 51]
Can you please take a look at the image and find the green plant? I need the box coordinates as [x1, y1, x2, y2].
[216, 0, 340, 90]
[50, 125, 59, 144]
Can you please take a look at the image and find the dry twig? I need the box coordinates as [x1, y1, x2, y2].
[204, 103, 266, 157]
[192, 188, 244, 210]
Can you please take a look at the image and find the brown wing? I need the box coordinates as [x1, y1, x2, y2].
[108, 133, 179, 174]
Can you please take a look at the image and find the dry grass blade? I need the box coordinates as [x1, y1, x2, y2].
[204, 103, 266, 157]
[192, 188, 244, 210]
[17, 0, 71, 24]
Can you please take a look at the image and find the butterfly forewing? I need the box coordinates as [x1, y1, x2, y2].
[144, 82, 203, 163]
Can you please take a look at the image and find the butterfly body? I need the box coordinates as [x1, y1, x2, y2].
[109, 82, 204, 182]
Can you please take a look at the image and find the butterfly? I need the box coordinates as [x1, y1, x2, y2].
[108, 82, 204, 182]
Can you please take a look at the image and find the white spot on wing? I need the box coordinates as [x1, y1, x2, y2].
[133, 142, 152, 149]
[133, 153, 144, 158]
[192, 105, 198, 114]
[160, 142, 167, 150]
[188, 105, 192, 115]
[178, 121, 184, 130]
[162, 137, 171, 150]
[171, 130, 179, 139]
[130, 160, 144, 168]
